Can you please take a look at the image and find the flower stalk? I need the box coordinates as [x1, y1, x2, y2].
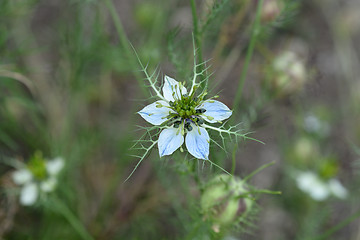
[190, 0, 205, 85]
[233, 0, 264, 113]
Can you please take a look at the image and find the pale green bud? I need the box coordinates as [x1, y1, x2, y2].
[201, 174, 253, 231]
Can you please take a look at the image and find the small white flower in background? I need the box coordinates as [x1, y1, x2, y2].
[303, 114, 330, 137]
[138, 75, 232, 160]
[295, 171, 348, 201]
[273, 51, 306, 82]
[271, 50, 307, 95]
[12, 154, 64, 206]
[296, 171, 329, 201]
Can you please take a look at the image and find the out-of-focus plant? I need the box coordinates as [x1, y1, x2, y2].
[294, 170, 348, 201]
[264, 50, 308, 98]
[11, 152, 64, 206]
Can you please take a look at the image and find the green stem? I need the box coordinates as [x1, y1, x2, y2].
[314, 209, 360, 240]
[190, 0, 205, 86]
[50, 197, 95, 240]
[242, 161, 275, 183]
[105, 0, 147, 96]
[232, 0, 264, 113]
[191, 160, 202, 193]
[231, 144, 237, 175]
[240, 189, 281, 196]
[105, 0, 130, 53]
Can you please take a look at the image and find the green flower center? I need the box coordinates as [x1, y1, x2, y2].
[157, 86, 216, 131]
[166, 93, 207, 131]
[171, 94, 200, 119]
[27, 152, 47, 180]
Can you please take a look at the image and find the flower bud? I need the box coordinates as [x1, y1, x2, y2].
[265, 50, 308, 98]
[274, 51, 306, 93]
[201, 174, 253, 232]
[293, 137, 317, 164]
[134, 3, 160, 29]
[261, 0, 281, 23]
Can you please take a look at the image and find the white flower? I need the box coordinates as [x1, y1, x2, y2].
[12, 157, 65, 206]
[296, 171, 329, 201]
[295, 171, 348, 201]
[328, 179, 348, 199]
[273, 51, 306, 82]
[271, 50, 307, 95]
[138, 75, 232, 160]
[303, 114, 330, 137]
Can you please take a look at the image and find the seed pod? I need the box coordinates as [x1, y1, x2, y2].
[201, 174, 253, 231]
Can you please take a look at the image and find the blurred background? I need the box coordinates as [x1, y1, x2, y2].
[0, 0, 360, 239]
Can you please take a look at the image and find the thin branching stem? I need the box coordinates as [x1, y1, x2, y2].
[232, 0, 264, 113]
[231, 144, 237, 175]
[105, 0, 147, 96]
[242, 161, 275, 183]
[130, 44, 166, 100]
[236, 189, 281, 198]
[208, 159, 232, 176]
[203, 124, 264, 144]
[124, 140, 158, 182]
[313, 209, 360, 240]
[190, 0, 205, 85]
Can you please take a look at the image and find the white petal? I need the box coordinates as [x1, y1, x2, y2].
[40, 178, 57, 192]
[20, 183, 38, 206]
[304, 115, 321, 133]
[328, 179, 348, 199]
[46, 157, 64, 176]
[12, 169, 32, 185]
[296, 171, 316, 191]
[296, 171, 329, 201]
[197, 100, 232, 123]
[162, 75, 187, 102]
[138, 100, 174, 125]
[309, 184, 329, 201]
[158, 127, 184, 157]
[185, 124, 210, 160]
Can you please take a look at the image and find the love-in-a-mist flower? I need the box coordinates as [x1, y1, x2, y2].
[12, 154, 64, 206]
[138, 75, 232, 160]
[295, 171, 348, 201]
